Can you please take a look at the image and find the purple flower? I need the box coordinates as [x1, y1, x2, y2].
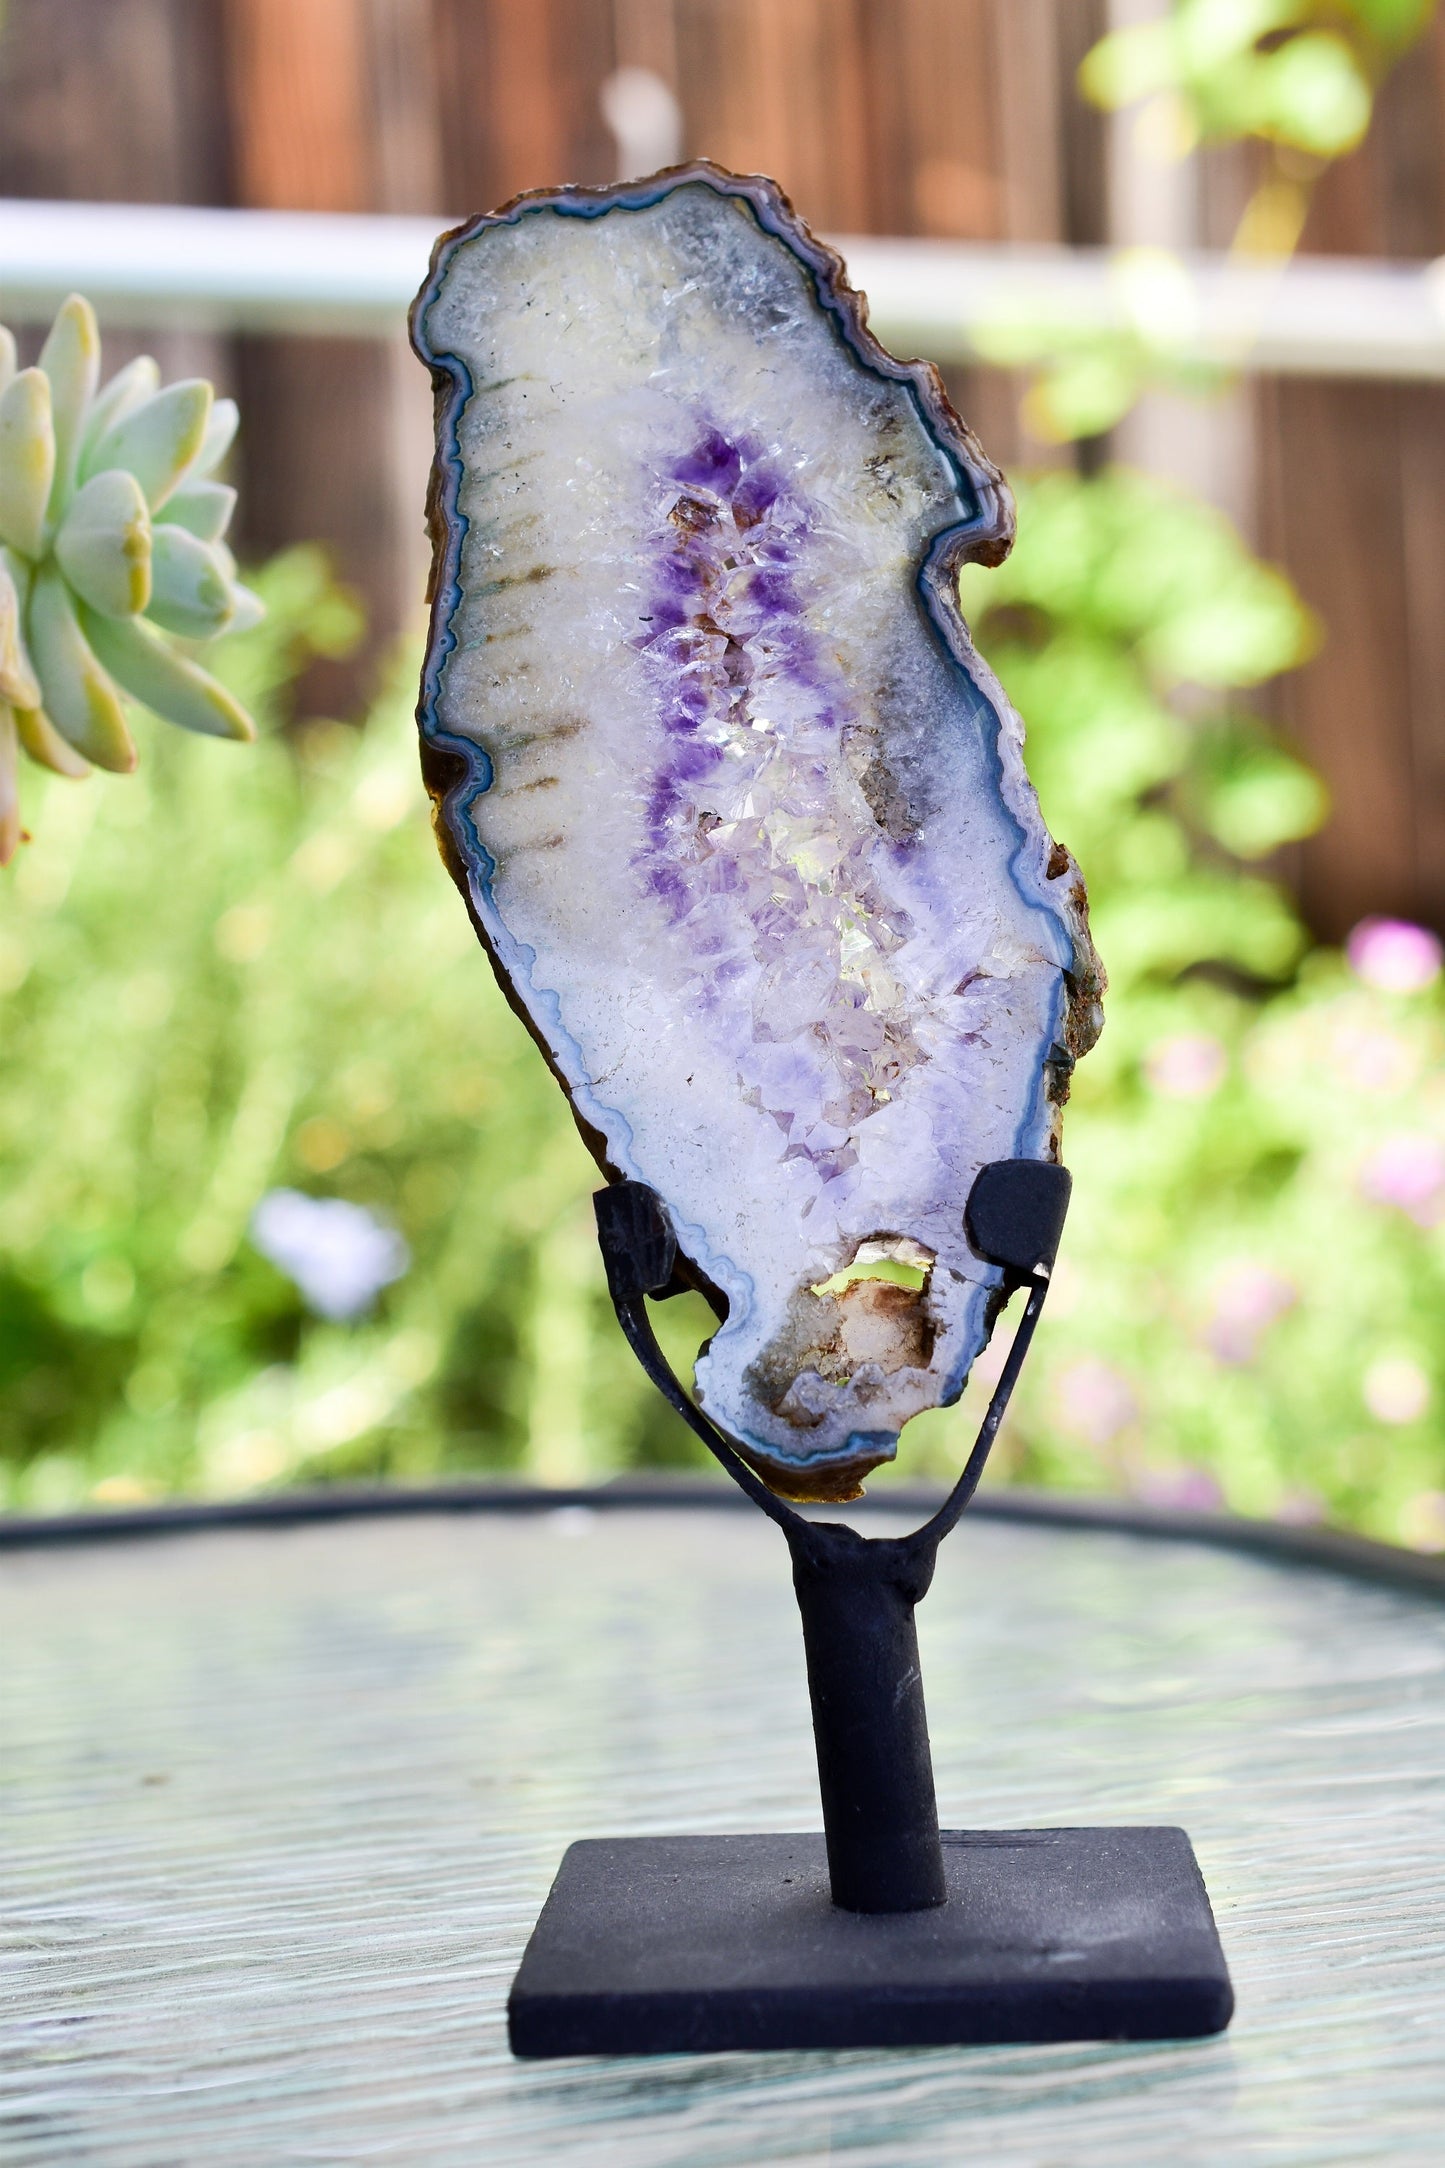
[1134, 1466, 1224, 1513]
[1051, 1356, 1139, 1446]
[1347, 917, 1443, 995]
[250, 1190, 409, 1322]
[1203, 1263, 1296, 1365]
[1274, 1490, 1326, 1527]
[1144, 1033, 1227, 1100]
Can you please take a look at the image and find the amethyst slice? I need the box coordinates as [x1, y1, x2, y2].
[412, 163, 1102, 1502]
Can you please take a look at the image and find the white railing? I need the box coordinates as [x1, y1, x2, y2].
[3, 197, 1445, 380]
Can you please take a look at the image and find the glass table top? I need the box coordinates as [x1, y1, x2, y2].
[3, 1502, 1444, 2165]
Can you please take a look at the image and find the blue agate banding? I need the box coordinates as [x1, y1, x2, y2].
[411, 162, 1103, 1502]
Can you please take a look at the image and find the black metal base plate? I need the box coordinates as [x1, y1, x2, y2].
[508, 1828, 1234, 2057]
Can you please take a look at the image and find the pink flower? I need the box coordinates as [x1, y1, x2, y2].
[1052, 1357, 1139, 1447]
[1358, 1133, 1445, 1226]
[1144, 1033, 1227, 1100]
[1274, 1490, 1325, 1526]
[1134, 1466, 1224, 1513]
[1347, 918, 1442, 995]
[1204, 1262, 1296, 1365]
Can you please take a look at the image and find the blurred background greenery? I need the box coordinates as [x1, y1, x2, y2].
[3, 491, 1442, 1543]
[2, 0, 1444, 1541]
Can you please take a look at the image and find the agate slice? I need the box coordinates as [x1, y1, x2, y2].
[412, 163, 1103, 1501]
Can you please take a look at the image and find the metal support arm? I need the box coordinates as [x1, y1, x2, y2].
[594, 1160, 1070, 1913]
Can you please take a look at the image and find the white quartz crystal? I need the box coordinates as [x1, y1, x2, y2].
[413, 165, 1102, 1500]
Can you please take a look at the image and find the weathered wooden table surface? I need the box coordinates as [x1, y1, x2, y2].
[3, 1500, 1444, 2165]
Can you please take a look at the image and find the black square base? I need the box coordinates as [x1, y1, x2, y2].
[508, 1829, 1233, 2057]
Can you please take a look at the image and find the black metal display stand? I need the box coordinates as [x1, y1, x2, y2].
[508, 1163, 1234, 2056]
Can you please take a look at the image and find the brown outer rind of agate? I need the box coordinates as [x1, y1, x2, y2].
[409, 161, 1104, 1501]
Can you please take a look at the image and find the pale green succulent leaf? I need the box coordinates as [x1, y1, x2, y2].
[38, 295, 101, 522]
[27, 563, 136, 771]
[0, 555, 41, 709]
[164, 480, 237, 544]
[2, 544, 31, 603]
[145, 525, 235, 639]
[14, 698, 91, 778]
[81, 603, 256, 742]
[55, 468, 153, 619]
[80, 356, 161, 480]
[225, 582, 267, 636]
[86, 380, 213, 513]
[193, 397, 239, 479]
[1, 544, 32, 600]
[0, 297, 261, 852]
[0, 368, 57, 559]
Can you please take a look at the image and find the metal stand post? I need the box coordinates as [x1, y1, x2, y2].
[592, 1162, 1065, 1917]
[786, 1518, 944, 1913]
[506, 1161, 1234, 2055]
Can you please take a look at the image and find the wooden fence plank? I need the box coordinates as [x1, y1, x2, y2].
[433, 0, 616, 214]
[1400, 384, 1445, 933]
[864, 0, 1001, 240]
[1261, 15, 1445, 935]
[613, 0, 680, 85]
[224, 0, 372, 213]
[0, 0, 232, 470]
[992, 0, 1063, 244]
[674, 0, 869, 230]
[366, 0, 448, 216]
[7, 0, 1439, 929]
[223, 0, 445, 707]
[1261, 378, 1422, 937]
[0, 0, 230, 207]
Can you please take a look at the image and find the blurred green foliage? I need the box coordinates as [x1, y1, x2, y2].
[960, 4, 1444, 1546]
[943, 476, 1445, 1549]
[1082, 0, 1434, 159]
[987, 0, 1440, 441]
[0, 548, 707, 1513]
[3, 489, 1442, 1545]
[977, 248, 1227, 447]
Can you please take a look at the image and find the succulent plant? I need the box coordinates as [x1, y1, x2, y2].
[0, 294, 263, 865]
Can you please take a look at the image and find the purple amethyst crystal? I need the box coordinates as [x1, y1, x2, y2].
[412, 163, 1103, 1502]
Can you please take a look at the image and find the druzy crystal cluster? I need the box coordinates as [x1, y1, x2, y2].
[413, 164, 1102, 1500]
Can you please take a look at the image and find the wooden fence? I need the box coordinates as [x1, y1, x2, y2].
[2, 0, 1442, 938]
